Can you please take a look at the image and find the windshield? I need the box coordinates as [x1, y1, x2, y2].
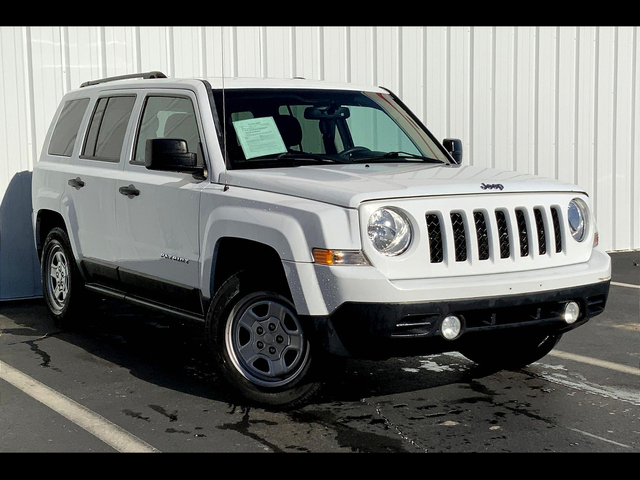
[211, 88, 450, 169]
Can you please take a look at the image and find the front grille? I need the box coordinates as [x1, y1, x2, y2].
[495, 210, 510, 259]
[551, 207, 562, 253]
[515, 209, 529, 256]
[425, 206, 563, 264]
[426, 214, 444, 263]
[534, 208, 546, 254]
[450, 213, 467, 262]
[474, 212, 490, 260]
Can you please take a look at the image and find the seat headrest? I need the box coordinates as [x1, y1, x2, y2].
[274, 115, 302, 148]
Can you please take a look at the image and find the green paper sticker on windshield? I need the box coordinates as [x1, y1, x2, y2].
[233, 117, 287, 159]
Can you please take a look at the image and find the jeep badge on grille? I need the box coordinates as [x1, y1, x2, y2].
[480, 183, 504, 190]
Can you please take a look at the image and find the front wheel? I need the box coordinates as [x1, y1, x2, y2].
[206, 272, 323, 409]
[460, 332, 562, 370]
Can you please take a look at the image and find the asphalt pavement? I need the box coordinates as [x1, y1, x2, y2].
[1, 251, 638, 452]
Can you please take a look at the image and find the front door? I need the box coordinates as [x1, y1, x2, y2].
[115, 92, 206, 314]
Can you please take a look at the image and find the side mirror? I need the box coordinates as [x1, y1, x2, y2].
[443, 138, 463, 164]
[145, 138, 202, 174]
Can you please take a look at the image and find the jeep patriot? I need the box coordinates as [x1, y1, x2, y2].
[32, 72, 611, 408]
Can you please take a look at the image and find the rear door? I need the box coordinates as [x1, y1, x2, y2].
[114, 90, 207, 314]
[69, 94, 134, 286]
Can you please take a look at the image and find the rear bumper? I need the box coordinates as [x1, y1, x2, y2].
[306, 279, 610, 359]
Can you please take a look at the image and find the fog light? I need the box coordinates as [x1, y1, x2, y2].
[563, 301, 580, 324]
[441, 315, 462, 340]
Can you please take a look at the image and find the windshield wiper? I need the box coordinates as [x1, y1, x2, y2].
[233, 152, 345, 169]
[276, 152, 346, 164]
[353, 151, 445, 163]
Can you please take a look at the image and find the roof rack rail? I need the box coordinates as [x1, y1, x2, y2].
[80, 71, 167, 88]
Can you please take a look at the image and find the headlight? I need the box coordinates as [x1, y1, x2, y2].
[367, 207, 412, 256]
[568, 198, 589, 242]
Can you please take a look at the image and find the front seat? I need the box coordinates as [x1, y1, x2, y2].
[273, 115, 303, 152]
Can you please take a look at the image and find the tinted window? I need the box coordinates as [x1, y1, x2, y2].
[83, 96, 136, 161]
[48, 98, 90, 156]
[133, 96, 201, 165]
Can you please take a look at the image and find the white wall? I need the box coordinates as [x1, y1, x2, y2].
[1, 26, 638, 299]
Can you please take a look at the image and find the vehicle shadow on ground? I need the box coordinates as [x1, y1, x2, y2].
[1, 297, 500, 410]
[1, 298, 235, 403]
[0, 171, 42, 301]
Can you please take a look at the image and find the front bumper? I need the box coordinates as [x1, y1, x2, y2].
[286, 248, 611, 317]
[288, 247, 611, 358]
[307, 279, 610, 358]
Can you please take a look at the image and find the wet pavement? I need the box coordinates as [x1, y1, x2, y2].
[1, 251, 638, 452]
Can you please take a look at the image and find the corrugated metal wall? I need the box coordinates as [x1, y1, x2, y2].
[1, 26, 638, 299]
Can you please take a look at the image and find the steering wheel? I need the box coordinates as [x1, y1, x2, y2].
[340, 146, 371, 159]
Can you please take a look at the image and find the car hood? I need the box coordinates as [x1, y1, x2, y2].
[223, 163, 585, 208]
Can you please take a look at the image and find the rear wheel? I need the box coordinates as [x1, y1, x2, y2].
[206, 272, 323, 409]
[460, 333, 562, 370]
[41, 227, 85, 326]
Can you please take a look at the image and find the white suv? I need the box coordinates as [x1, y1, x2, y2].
[32, 72, 611, 408]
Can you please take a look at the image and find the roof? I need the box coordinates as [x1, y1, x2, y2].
[204, 76, 387, 93]
[76, 71, 387, 94]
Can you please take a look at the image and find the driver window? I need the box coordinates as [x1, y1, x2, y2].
[133, 96, 201, 165]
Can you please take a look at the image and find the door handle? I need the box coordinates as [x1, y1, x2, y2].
[119, 185, 140, 197]
[68, 177, 85, 189]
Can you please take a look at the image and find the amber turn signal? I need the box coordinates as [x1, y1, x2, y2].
[312, 249, 368, 266]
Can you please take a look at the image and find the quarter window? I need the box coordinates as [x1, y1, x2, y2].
[48, 98, 90, 156]
[82, 96, 136, 161]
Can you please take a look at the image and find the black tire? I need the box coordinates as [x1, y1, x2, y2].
[205, 271, 323, 409]
[41, 227, 86, 326]
[460, 332, 562, 370]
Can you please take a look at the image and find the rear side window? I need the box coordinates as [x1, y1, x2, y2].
[48, 98, 90, 156]
[82, 95, 136, 162]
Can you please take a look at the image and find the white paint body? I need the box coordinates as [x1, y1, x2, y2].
[32, 77, 611, 319]
[3, 26, 638, 301]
